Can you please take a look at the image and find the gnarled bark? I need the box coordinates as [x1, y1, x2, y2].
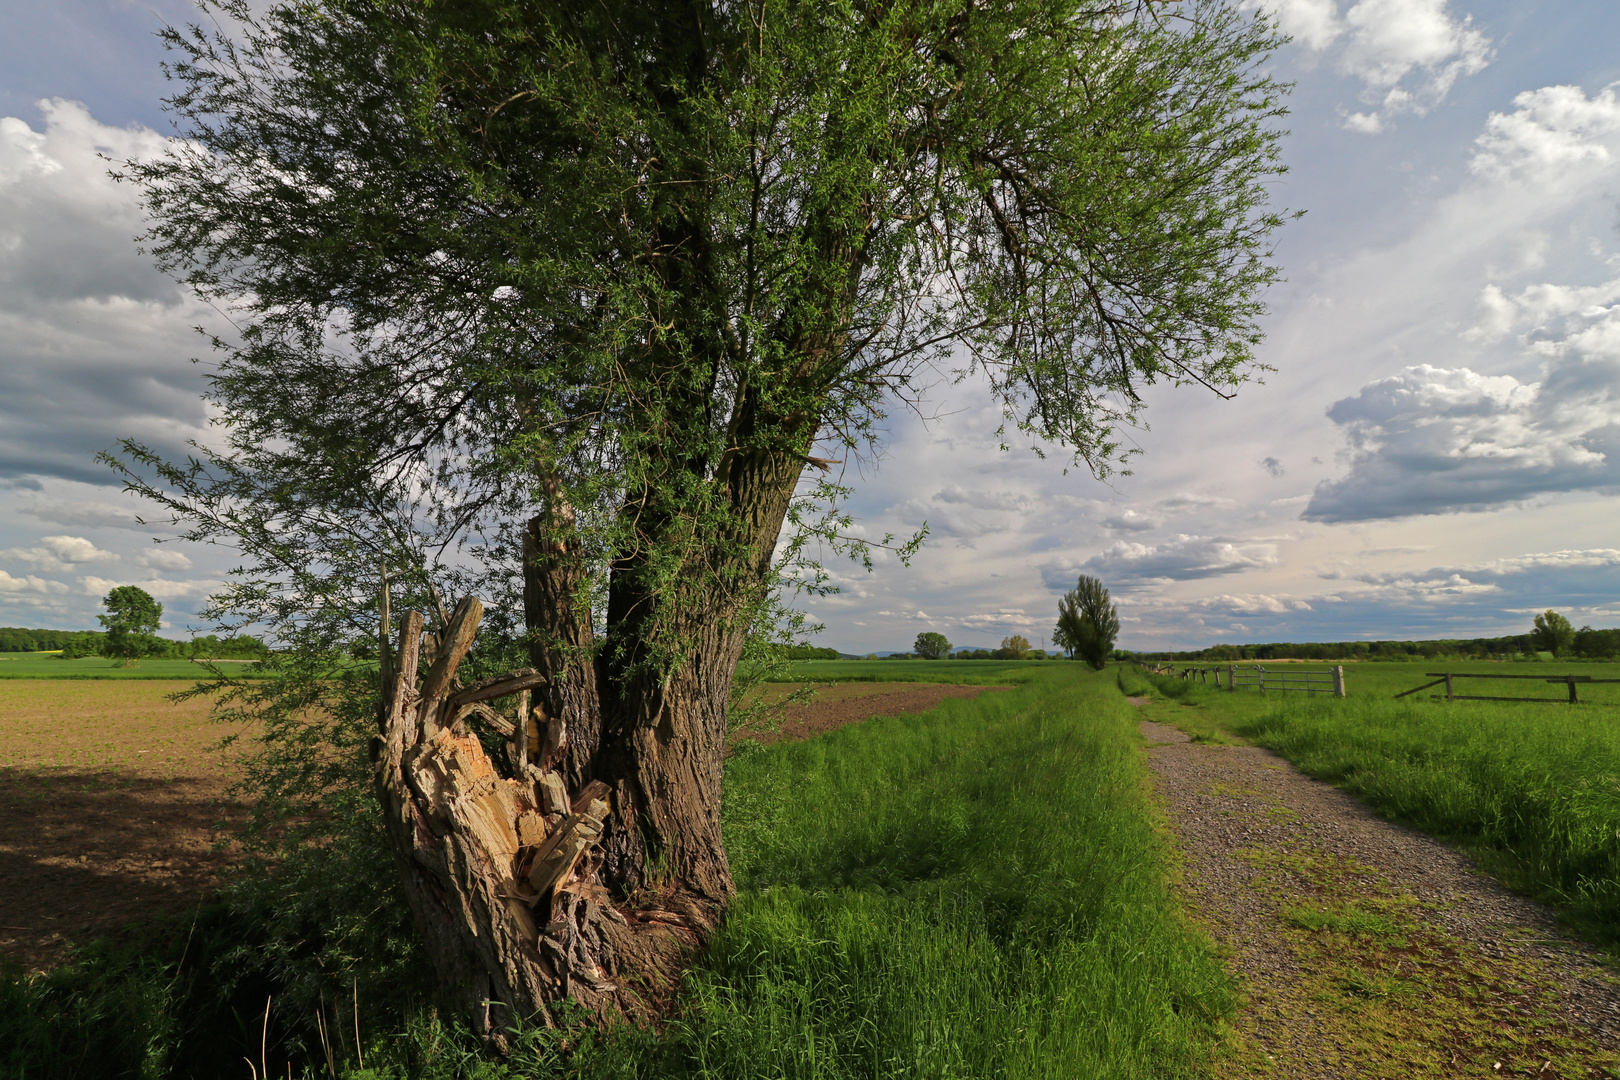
[375, 442, 809, 1038]
[373, 600, 702, 1040]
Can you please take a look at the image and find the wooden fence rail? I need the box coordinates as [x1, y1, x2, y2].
[1394, 671, 1620, 704]
[1129, 660, 1347, 697]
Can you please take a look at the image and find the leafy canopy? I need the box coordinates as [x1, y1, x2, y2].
[914, 632, 952, 659]
[997, 635, 1033, 660]
[114, 0, 1291, 670]
[98, 585, 163, 665]
[100, 0, 1292, 998]
[1532, 610, 1575, 658]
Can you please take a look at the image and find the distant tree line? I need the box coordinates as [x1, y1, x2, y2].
[0, 625, 268, 660]
[784, 645, 843, 660]
[0, 627, 104, 653]
[1127, 629, 1620, 663]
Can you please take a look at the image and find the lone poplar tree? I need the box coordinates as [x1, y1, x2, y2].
[114, 0, 1291, 1032]
[1054, 575, 1119, 669]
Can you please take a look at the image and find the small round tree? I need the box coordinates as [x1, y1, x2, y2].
[914, 631, 952, 659]
[996, 634, 1032, 660]
[1054, 576, 1119, 669]
[98, 585, 163, 667]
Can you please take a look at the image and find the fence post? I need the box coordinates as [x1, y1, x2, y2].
[1568, 677, 1579, 704]
[1257, 666, 1265, 693]
[1333, 665, 1346, 698]
[1444, 673, 1453, 701]
[1228, 664, 1237, 691]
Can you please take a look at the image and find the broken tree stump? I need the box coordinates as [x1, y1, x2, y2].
[372, 601, 646, 1040]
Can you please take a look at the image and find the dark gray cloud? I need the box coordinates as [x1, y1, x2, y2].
[1044, 534, 1279, 588]
[1304, 354, 1620, 522]
[0, 101, 213, 487]
[19, 499, 153, 531]
[1130, 548, 1620, 646]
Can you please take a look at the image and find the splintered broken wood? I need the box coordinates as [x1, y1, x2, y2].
[450, 669, 548, 711]
[417, 597, 484, 739]
[515, 688, 531, 773]
[376, 602, 618, 1031]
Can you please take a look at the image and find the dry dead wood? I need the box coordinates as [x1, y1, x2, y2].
[373, 602, 681, 1041]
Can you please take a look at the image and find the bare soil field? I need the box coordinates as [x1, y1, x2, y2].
[1, 677, 998, 971]
[0, 680, 251, 971]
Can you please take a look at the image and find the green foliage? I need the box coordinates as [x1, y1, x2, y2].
[97, 586, 163, 666]
[1053, 574, 1119, 669]
[1575, 626, 1620, 659]
[913, 631, 951, 659]
[1533, 609, 1576, 657]
[0, 627, 101, 653]
[107, 0, 1292, 733]
[784, 645, 841, 660]
[995, 634, 1032, 660]
[1129, 633, 1566, 663]
[56, 632, 106, 659]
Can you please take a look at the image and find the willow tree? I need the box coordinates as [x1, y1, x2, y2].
[118, 0, 1289, 1032]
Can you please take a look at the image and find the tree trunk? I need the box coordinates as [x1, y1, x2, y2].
[373, 449, 807, 1039]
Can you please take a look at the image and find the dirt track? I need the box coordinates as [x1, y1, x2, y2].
[1139, 717, 1620, 1078]
[736, 681, 1011, 748]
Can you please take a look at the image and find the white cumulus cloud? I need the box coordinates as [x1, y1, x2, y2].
[1048, 535, 1279, 585]
[0, 569, 69, 595]
[1242, 0, 1490, 131]
[1, 534, 120, 572]
[0, 98, 216, 488]
[1471, 83, 1620, 185]
[1305, 360, 1620, 521]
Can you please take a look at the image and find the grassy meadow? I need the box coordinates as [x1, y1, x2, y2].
[1122, 659, 1620, 947]
[766, 657, 1067, 686]
[0, 652, 271, 679]
[3, 664, 1236, 1078]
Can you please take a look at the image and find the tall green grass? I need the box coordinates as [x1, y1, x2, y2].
[2, 666, 1231, 1078]
[682, 667, 1233, 1079]
[1131, 665, 1620, 947]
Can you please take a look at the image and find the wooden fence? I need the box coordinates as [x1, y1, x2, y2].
[1130, 660, 1346, 697]
[1395, 671, 1620, 704]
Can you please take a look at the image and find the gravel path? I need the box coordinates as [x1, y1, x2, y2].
[1138, 717, 1620, 1079]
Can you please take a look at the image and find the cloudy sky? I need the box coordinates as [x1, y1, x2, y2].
[2, 1, 1619, 650]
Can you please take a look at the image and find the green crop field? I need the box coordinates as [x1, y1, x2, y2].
[768, 657, 1070, 686]
[0, 652, 272, 679]
[1122, 659, 1620, 946]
